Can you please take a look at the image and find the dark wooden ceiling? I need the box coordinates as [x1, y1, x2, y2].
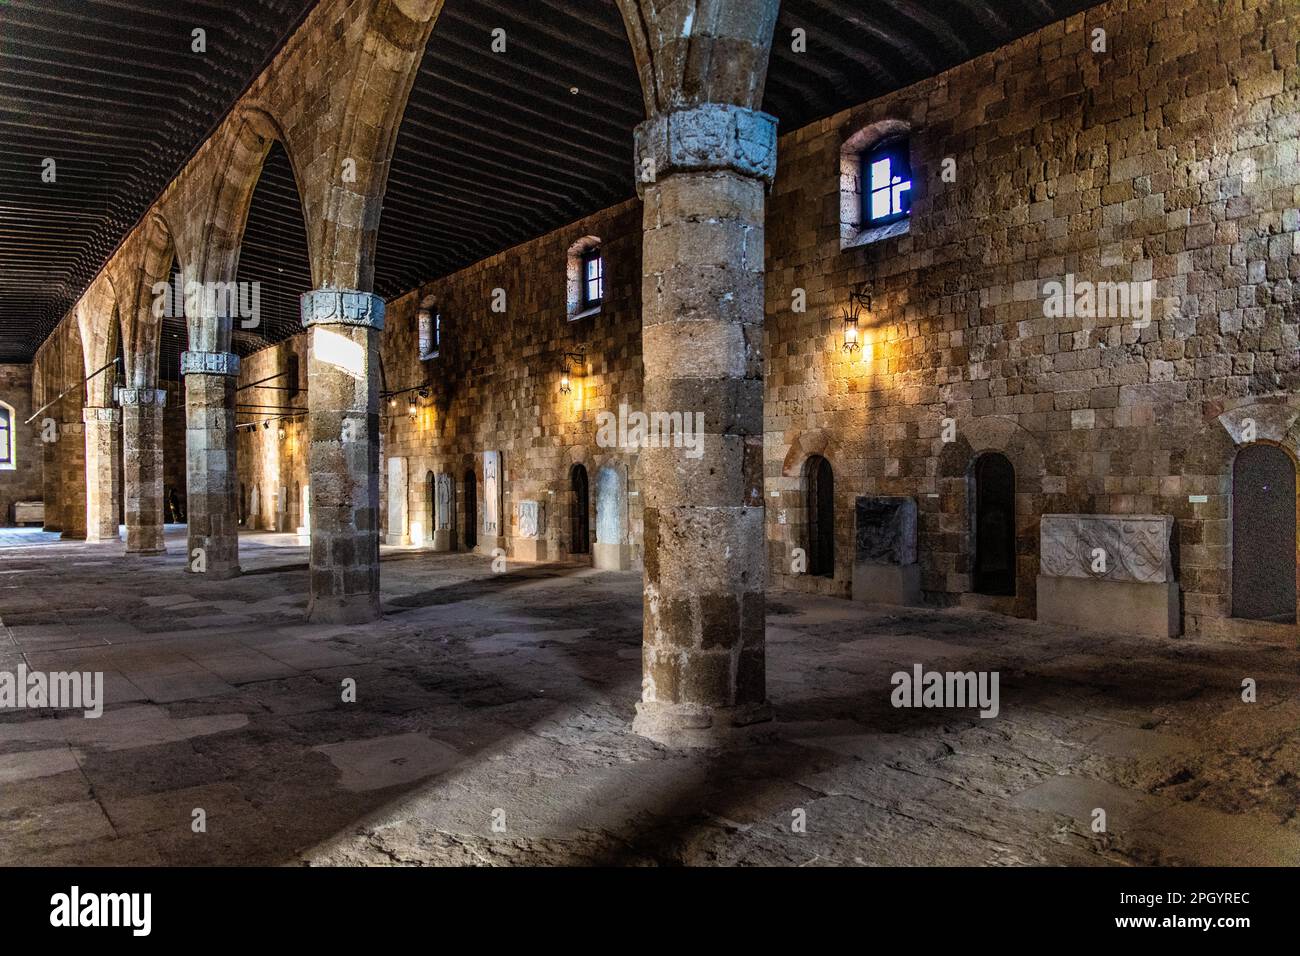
[3, 0, 1100, 366]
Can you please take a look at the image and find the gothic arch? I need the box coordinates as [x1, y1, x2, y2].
[188, 105, 313, 353]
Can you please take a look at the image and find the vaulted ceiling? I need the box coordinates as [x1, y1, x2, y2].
[2, 0, 1101, 368]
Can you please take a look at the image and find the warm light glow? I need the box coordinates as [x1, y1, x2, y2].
[843, 320, 859, 353]
[314, 327, 365, 378]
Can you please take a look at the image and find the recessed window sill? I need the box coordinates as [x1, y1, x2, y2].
[0, 462, 15, 471]
[842, 217, 910, 251]
[420, 351, 440, 361]
[569, 305, 601, 321]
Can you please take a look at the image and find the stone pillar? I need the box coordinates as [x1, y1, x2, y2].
[301, 289, 383, 624]
[42, 437, 63, 532]
[83, 405, 121, 543]
[120, 387, 167, 555]
[632, 103, 777, 746]
[183, 351, 241, 577]
[59, 420, 87, 540]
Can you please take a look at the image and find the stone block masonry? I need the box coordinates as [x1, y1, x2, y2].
[764, 0, 1300, 638]
[0, 364, 44, 525]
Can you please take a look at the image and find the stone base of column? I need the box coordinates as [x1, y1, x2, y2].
[431, 529, 453, 551]
[632, 700, 773, 749]
[383, 533, 409, 546]
[477, 537, 506, 556]
[593, 542, 632, 570]
[514, 538, 548, 562]
[308, 591, 382, 625]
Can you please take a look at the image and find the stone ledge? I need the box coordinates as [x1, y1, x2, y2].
[300, 289, 386, 330]
[634, 103, 777, 194]
[1037, 574, 1181, 638]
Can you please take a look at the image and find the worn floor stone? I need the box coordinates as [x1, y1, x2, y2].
[1, 526, 1298, 866]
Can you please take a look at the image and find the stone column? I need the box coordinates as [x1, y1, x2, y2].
[42, 437, 63, 532]
[301, 289, 383, 624]
[183, 351, 241, 577]
[83, 405, 121, 542]
[120, 387, 167, 555]
[59, 420, 87, 540]
[632, 104, 777, 746]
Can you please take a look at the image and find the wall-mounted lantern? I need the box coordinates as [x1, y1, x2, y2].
[560, 349, 585, 395]
[840, 289, 872, 354]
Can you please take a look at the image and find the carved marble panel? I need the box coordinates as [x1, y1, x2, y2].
[1040, 514, 1174, 583]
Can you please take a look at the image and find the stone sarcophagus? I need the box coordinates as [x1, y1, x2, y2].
[852, 496, 922, 606]
[1037, 514, 1180, 637]
[514, 499, 547, 562]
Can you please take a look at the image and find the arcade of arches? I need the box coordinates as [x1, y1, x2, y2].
[3, 0, 1300, 866]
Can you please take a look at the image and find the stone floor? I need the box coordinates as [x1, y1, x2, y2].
[1, 525, 1298, 866]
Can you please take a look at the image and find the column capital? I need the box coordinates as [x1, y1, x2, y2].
[180, 350, 240, 377]
[301, 289, 385, 330]
[83, 406, 121, 425]
[634, 103, 777, 196]
[117, 387, 167, 408]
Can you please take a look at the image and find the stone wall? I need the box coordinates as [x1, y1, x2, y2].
[144, 0, 1300, 642]
[764, 0, 1300, 635]
[236, 339, 309, 533]
[161, 379, 187, 517]
[375, 200, 646, 563]
[0, 364, 43, 524]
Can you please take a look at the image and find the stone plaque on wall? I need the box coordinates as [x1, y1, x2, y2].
[435, 473, 453, 531]
[1039, 514, 1174, 583]
[518, 500, 543, 539]
[482, 451, 502, 540]
[594, 465, 625, 545]
[386, 456, 408, 546]
[851, 496, 921, 606]
[854, 496, 918, 566]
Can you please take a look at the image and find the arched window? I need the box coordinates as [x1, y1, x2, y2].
[566, 236, 602, 320]
[418, 296, 440, 359]
[0, 401, 13, 470]
[972, 452, 1016, 596]
[805, 455, 834, 577]
[840, 119, 912, 250]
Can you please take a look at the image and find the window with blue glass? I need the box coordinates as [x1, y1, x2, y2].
[581, 248, 604, 309]
[0, 403, 12, 468]
[862, 139, 912, 226]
